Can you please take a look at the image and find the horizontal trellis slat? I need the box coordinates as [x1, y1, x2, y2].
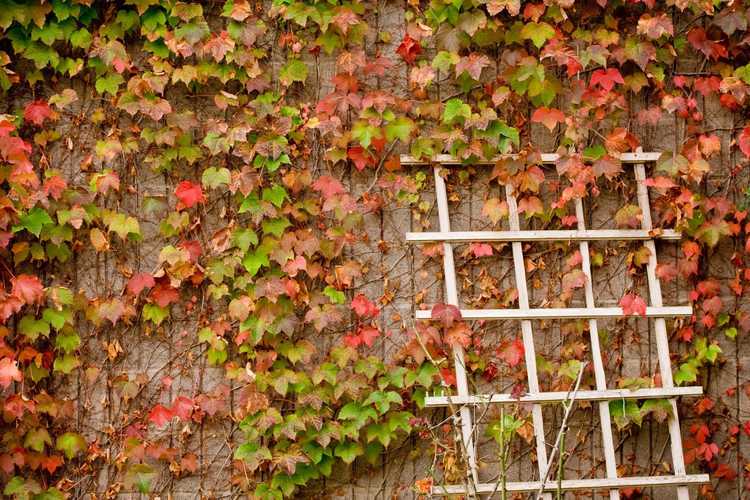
[424, 386, 703, 407]
[415, 306, 693, 321]
[431, 474, 711, 495]
[405, 229, 681, 242]
[400, 151, 661, 166]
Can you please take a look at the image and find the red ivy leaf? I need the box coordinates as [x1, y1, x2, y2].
[590, 68, 624, 91]
[149, 282, 180, 308]
[12, 274, 44, 305]
[0, 357, 22, 388]
[430, 303, 462, 327]
[347, 146, 375, 171]
[312, 175, 346, 199]
[470, 242, 493, 257]
[738, 127, 750, 158]
[497, 338, 525, 367]
[619, 293, 647, 316]
[127, 272, 155, 296]
[148, 404, 174, 427]
[171, 396, 195, 421]
[396, 34, 422, 65]
[687, 27, 728, 60]
[23, 100, 53, 126]
[351, 294, 379, 318]
[344, 325, 380, 348]
[175, 180, 205, 209]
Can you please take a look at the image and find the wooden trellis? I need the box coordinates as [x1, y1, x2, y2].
[402, 152, 711, 498]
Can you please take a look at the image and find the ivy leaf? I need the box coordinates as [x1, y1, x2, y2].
[262, 185, 288, 208]
[312, 175, 345, 199]
[0, 357, 22, 388]
[126, 272, 155, 296]
[148, 404, 174, 427]
[55, 432, 86, 459]
[674, 361, 698, 385]
[324, 285, 346, 304]
[443, 98, 471, 125]
[24, 100, 53, 126]
[430, 303, 462, 327]
[396, 34, 421, 65]
[521, 22, 556, 49]
[351, 121, 380, 149]
[482, 198, 508, 224]
[261, 217, 291, 237]
[24, 427, 52, 452]
[12, 274, 44, 304]
[334, 441, 363, 464]
[201, 167, 231, 189]
[739, 127, 750, 157]
[609, 400, 642, 429]
[531, 107, 565, 131]
[15, 207, 53, 237]
[619, 293, 647, 316]
[95, 73, 124, 96]
[385, 116, 414, 143]
[590, 68, 625, 91]
[174, 180, 205, 209]
[614, 204, 643, 228]
[242, 249, 269, 277]
[279, 59, 308, 86]
[497, 338, 525, 367]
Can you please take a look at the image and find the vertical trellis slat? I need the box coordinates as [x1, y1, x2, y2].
[432, 166, 479, 492]
[634, 159, 690, 500]
[505, 183, 553, 500]
[574, 197, 620, 500]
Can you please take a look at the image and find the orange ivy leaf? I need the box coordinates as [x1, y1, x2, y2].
[531, 107, 565, 131]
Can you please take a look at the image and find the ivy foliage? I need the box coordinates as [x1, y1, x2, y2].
[0, 0, 747, 497]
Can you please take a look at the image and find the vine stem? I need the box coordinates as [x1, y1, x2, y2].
[533, 361, 588, 500]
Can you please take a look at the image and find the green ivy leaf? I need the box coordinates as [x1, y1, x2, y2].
[55, 432, 86, 459]
[262, 185, 288, 208]
[385, 116, 414, 143]
[242, 249, 270, 277]
[95, 73, 124, 96]
[521, 21, 556, 48]
[323, 285, 345, 304]
[201, 167, 231, 189]
[262, 217, 291, 237]
[443, 98, 471, 125]
[279, 59, 308, 86]
[142, 304, 169, 325]
[14, 207, 53, 237]
[53, 353, 80, 374]
[334, 441, 363, 464]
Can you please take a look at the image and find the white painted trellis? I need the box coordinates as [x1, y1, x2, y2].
[401, 152, 711, 498]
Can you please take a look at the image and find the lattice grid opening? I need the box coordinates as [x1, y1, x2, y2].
[402, 152, 710, 498]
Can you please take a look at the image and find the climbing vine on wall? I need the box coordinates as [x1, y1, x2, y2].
[0, 0, 748, 498]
